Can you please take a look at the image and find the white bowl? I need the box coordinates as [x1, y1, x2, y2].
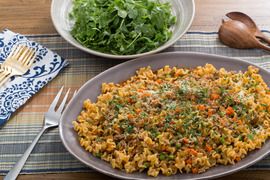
[51, 0, 195, 59]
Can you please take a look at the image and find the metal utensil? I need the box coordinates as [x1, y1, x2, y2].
[0, 45, 36, 86]
[4, 87, 76, 180]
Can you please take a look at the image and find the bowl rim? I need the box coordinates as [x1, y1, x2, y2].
[59, 51, 270, 180]
[50, 0, 195, 59]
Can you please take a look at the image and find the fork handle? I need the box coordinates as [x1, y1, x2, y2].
[4, 126, 48, 180]
[0, 73, 12, 87]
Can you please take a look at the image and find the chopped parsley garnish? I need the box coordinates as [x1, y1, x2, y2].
[159, 153, 166, 160]
[126, 125, 134, 133]
[247, 134, 254, 140]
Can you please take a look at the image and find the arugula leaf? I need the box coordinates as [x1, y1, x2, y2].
[70, 0, 176, 55]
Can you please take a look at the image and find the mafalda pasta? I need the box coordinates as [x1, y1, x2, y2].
[73, 64, 270, 176]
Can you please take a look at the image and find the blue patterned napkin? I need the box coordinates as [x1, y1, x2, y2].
[0, 29, 68, 126]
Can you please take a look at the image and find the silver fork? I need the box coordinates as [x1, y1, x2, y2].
[4, 87, 75, 180]
[0, 45, 36, 86]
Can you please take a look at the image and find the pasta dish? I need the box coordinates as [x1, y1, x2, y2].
[73, 64, 270, 176]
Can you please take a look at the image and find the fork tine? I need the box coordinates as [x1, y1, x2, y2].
[48, 86, 64, 111]
[18, 47, 29, 62]
[73, 90, 77, 97]
[18, 46, 31, 62]
[23, 50, 35, 67]
[21, 49, 34, 64]
[56, 88, 70, 113]
[7, 45, 19, 59]
[13, 46, 26, 60]
[19, 48, 32, 63]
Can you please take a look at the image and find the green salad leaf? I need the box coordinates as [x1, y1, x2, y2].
[69, 0, 176, 55]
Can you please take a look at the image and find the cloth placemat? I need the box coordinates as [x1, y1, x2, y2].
[0, 31, 270, 174]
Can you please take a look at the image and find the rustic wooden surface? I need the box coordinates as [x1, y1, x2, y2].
[0, 0, 270, 179]
[1, 0, 270, 34]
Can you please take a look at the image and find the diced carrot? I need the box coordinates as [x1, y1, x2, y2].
[210, 93, 220, 100]
[183, 138, 189, 144]
[198, 104, 206, 111]
[205, 145, 212, 152]
[175, 107, 181, 113]
[208, 109, 215, 116]
[185, 159, 192, 165]
[127, 114, 134, 119]
[189, 148, 198, 156]
[137, 89, 144, 93]
[192, 167, 198, 174]
[220, 119, 226, 126]
[142, 92, 151, 97]
[226, 106, 234, 115]
[135, 109, 142, 113]
[174, 70, 183, 77]
[156, 79, 162, 84]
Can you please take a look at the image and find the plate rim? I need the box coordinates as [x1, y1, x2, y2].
[50, 0, 195, 59]
[59, 52, 270, 179]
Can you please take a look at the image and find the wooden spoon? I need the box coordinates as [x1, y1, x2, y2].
[226, 12, 270, 45]
[218, 19, 270, 51]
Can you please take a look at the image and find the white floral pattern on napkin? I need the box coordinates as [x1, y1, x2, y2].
[0, 29, 68, 126]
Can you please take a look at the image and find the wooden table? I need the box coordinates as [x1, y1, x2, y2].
[0, 0, 270, 179]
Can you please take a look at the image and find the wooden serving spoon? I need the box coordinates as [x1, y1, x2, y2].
[218, 19, 270, 51]
[226, 12, 270, 45]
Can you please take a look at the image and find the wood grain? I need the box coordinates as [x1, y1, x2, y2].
[0, 0, 56, 34]
[0, 0, 270, 179]
[192, 0, 270, 31]
[0, 0, 270, 34]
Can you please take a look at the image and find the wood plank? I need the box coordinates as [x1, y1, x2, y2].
[191, 0, 270, 31]
[0, 0, 56, 34]
[0, 0, 270, 34]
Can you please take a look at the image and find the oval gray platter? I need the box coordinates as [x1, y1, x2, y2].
[59, 52, 270, 180]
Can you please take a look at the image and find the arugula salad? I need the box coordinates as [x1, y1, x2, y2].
[69, 0, 176, 55]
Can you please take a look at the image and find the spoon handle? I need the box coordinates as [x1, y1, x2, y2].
[256, 39, 270, 52]
[256, 33, 270, 45]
